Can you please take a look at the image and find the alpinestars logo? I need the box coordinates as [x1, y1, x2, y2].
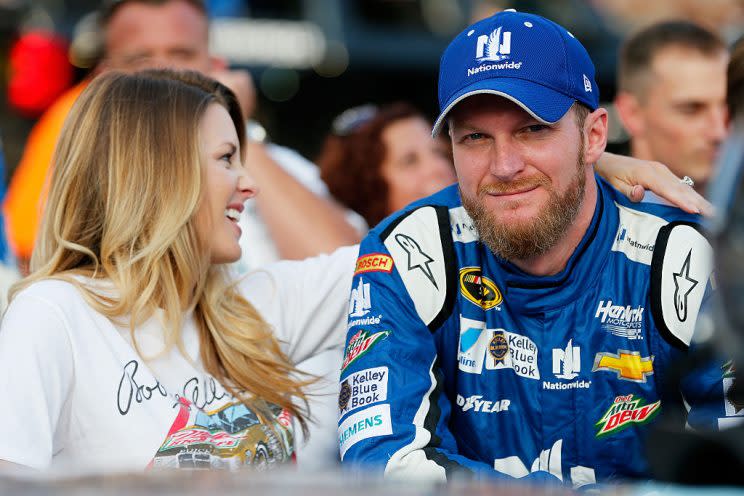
[595, 394, 661, 438]
[395, 233, 438, 289]
[349, 278, 371, 318]
[673, 250, 698, 322]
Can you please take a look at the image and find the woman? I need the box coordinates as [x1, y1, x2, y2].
[319, 102, 456, 228]
[0, 69, 355, 472]
[319, 102, 710, 228]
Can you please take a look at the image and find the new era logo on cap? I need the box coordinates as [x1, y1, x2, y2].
[432, 10, 599, 136]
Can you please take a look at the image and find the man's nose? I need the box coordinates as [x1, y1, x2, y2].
[706, 104, 729, 143]
[489, 139, 525, 180]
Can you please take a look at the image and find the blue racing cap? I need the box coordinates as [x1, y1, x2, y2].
[432, 9, 599, 136]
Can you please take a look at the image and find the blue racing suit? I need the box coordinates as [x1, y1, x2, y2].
[338, 177, 730, 487]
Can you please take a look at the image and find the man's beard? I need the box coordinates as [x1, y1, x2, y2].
[460, 157, 587, 262]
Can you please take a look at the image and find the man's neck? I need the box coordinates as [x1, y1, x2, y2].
[509, 177, 598, 277]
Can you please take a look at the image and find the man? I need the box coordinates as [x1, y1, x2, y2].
[4, 0, 360, 273]
[338, 10, 726, 486]
[614, 20, 729, 195]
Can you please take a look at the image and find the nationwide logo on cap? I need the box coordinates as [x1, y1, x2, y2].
[467, 26, 523, 76]
[476, 26, 511, 62]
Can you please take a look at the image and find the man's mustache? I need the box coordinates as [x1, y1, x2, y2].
[478, 175, 550, 196]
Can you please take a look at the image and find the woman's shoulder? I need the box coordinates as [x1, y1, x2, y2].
[236, 245, 358, 300]
[14, 277, 81, 300]
[10, 276, 102, 313]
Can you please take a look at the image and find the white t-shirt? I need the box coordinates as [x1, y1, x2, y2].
[0, 246, 357, 474]
[234, 144, 366, 274]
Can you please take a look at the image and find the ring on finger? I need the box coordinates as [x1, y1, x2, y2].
[680, 176, 695, 187]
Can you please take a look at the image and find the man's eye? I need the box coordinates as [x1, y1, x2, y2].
[464, 133, 485, 141]
[525, 124, 549, 133]
[677, 103, 703, 115]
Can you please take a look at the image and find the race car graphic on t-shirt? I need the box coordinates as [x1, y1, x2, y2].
[150, 398, 294, 470]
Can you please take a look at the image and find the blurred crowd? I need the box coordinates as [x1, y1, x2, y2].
[0, 0, 743, 488]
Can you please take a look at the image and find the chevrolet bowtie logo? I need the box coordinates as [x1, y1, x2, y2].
[592, 350, 654, 383]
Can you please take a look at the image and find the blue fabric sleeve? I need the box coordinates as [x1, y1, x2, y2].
[338, 232, 517, 481]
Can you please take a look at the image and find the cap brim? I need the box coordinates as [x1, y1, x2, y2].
[431, 78, 575, 137]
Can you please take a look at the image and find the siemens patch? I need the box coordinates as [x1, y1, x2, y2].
[338, 404, 392, 460]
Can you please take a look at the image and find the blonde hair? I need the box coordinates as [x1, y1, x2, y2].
[12, 69, 311, 432]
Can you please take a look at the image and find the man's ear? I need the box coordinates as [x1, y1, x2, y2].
[614, 91, 644, 137]
[583, 107, 608, 166]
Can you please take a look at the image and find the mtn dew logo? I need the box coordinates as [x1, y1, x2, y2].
[595, 394, 660, 438]
[341, 329, 390, 372]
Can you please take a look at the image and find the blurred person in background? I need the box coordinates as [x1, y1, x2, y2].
[318, 102, 457, 228]
[318, 102, 711, 230]
[644, 34, 744, 485]
[0, 69, 357, 473]
[0, 136, 19, 313]
[614, 20, 729, 195]
[3, 0, 360, 276]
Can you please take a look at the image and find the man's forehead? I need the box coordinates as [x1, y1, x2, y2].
[651, 44, 728, 72]
[104, 0, 209, 48]
[449, 94, 545, 125]
[647, 47, 728, 98]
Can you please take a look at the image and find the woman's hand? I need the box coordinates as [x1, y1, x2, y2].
[596, 152, 713, 216]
